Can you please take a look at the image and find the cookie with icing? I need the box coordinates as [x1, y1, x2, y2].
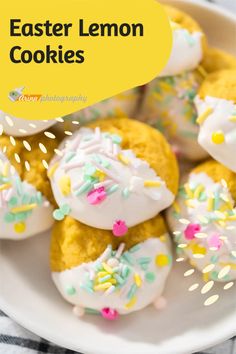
[48, 118, 179, 230]
[138, 48, 236, 161]
[160, 5, 207, 77]
[0, 133, 58, 239]
[196, 69, 236, 172]
[167, 160, 236, 282]
[50, 214, 172, 318]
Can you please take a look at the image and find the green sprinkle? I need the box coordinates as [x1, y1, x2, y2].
[213, 192, 220, 210]
[129, 244, 141, 253]
[111, 134, 122, 144]
[53, 209, 65, 221]
[80, 284, 94, 294]
[121, 265, 130, 278]
[127, 284, 137, 299]
[15, 177, 23, 196]
[4, 213, 15, 223]
[15, 212, 28, 222]
[101, 159, 111, 168]
[76, 181, 93, 196]
[121, 253, 135, 265]
[21, 194, 31, 205]
[199, 192, 207, 202]
[65, 152, 76, 163]
[122, 188, 130, 199]
[106, 184, 119, 195]
[36, 192, 43, 205]
[137, 257, 151, 265]
[99, 275, 111, 283]
[85, 308, 100, 315]
[145, 272, 156, 283]
[140, 263, 149, 271]
[60, 204, 71, 215]
[84, 163, 96, 176]
[66, 286, 76, 295]
[114, 274, 125, 285]
[211, 271, 219, 281]
[8, 196, 18, 208]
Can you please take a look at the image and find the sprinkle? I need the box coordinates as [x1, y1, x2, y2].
[94, 282, 112, 291]
[102, 262, 113, 274]
[184, 269, 195, 277]
[122, 187, 130, 198]
[145, 272, 156, 283]
[125, 296, 137, 309]
[196, 65, 208, 78]
[201, 281, 214, 294]
[14, 222, 26, 234]
[115, 243, 125, 259]
[11, 203, 37, 213]
[224, 282, 234, 290]
[184, 223, 201, 240]
[118, 153, 129, 165]
[42, 160, 48, 169]
[144, 180, 161, 188]
[106, 184, 119, 195]
[212, 131, 225, 144]
[127, 284, 138, 299]
[80, 284, 94, 294]
[207, 196, 214, 211]
[87, 187, 107, 205]
[129, 244, 141, 253]
[44, 131, 56, 139]
[64, 161, 85, 172]
[0, 183, 12, 191]
[58, 175, 71, 196]
[121, 252, 135, 265]
[188, 283, 199, 292]
[99, 274, 112, 283]
[66, 286, 76, 295]
[101, 308, 118, 320]
[194, 184, 204, 199]
[196, 107, 213, 125]
[53, 209, 65, 221]
[229, 116, 236, 122]
[137, 256, 151, 265]
[47, 162, 59, 178]
[76, 181, 93, 196]
[113, 220, 128, 237]
[134, 274, 142, 287]
[155, 254, 169, 267]
[104, 285, 116, 296]
[203, 264, 215, 273]
[39, 143, 47, 154]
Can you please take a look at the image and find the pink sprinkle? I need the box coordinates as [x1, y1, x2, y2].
[87, 187, 106, 205]
[184, 223, 201, 240]
[208, 234, 222, 250]
[101, 308, 118, 320]
[113, 220, 128, 237]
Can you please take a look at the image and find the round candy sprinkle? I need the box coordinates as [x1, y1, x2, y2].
[87, 187, 107, 205]
[53, 209, 65, 221]
[211, 131, 225, 145]
[73, 306, 85, 317]
[184, 223, 201, 240]
[112, 220, 128, 237]
[155, 254, 169, 267]
[66, 286, 76, 296]
[14, 222, 26, 234]
[207, 234, 222, 250]
[101, 307, 118, 320]
[145, 272, 156, 283]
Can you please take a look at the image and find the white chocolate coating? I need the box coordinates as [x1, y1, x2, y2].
[139, 72, 208, 161]
[49, 128, 174, 229]
[160, 28, 203, 77]
[196, 96, 236, 172]
[0, 151, 54, 240]
[0, 110, 56, 137]
[167, 172, 236, 281]
[52, 236, 172, 315]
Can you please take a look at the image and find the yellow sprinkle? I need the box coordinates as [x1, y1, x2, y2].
[0, 183, 12, 191]
[134, 274, 142, 287]
[159, 234, 167, 243]
[118, 153, 129, 165]
[207, 196, 214, 212]
[109, 278, 117, 285]
[144, 180, 161, 188]
[94, 169, 106, 181]
[102, 262, 113, 274]
[203, 272, 210, 282]
[229, 116, 236, 122]
[196, 65, 208, 78]
[11, 203, 37, 213]
[155, 254, 169, 267]
[94, 282, 112, 291]
[2, 162, 9, 177]
[47, 162, 59, 178]
[125, 296, 137, 309]
[226, 214, 236, 221]
[97, 271, 108, 277]
[194, 184, 204, 199]
[14, 222, 26, 234]
[153, 92, 163, 101]
[58, 175, 71, 196]
[196, 107, 213, 125]
[190, 243, 206, 256]
[212, 131, 225, 144]
[159, 81, 174, 93]
[185, 200, 196, 208]
[184, 183, 193, 198]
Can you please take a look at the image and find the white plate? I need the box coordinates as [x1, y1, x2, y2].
[0, 1, 236, 353]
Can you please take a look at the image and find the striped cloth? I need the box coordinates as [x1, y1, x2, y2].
[1, 0, 236, 353]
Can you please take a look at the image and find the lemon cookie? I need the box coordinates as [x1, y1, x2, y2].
[0, 133, 58, 239]
[167, 160, 236, 281]
[196, 69, 236, 171]
[49, 118, 179, 230]
[51, 215, 172, 318]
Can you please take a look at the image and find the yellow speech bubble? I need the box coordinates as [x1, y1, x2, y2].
[0, 0, 172, 120]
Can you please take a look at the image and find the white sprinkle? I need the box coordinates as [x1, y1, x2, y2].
[176, 257, 185, 262]
[202, 264, 215, 273]
[218, 265, 231, 279]
[29, 123, 37, 128]
[42, 160, 48, 169]
[14, 153, 21, 163]
[115, 243, 125, 259]
[224, 282, 234, 290]
[64, 131, 73, 136]
[72, 121, 79, 125]
[201, 281, 214, 294]
[10, 136, 16, 146]
[44, 131, 56, 139]
[56, 117, 64, 122]
[19, 129, 27, 134]
[25, 161, 30, 171]
[184, 269, 195, 277]
[5, 116, 14, 127]
[39, 143, 47, 154]
[100, 246, 112, 262]
[94, 180, 113, 189]
[178, 243, 187, 249]
[179, 218, 190, 225]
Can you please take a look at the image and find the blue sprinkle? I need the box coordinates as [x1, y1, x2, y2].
[127, 284, 138, 299]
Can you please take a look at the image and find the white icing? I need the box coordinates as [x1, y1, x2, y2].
[160, 29, 203, 77]
[167, 172, 236, 281]
[196, 95, 236, 172]
[0, 110, 56, 137]
[0, 152, 54, 240]
[52, 237, 172, 315]
[141, 72, 207, 160]
[49, 128, 174, 229]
